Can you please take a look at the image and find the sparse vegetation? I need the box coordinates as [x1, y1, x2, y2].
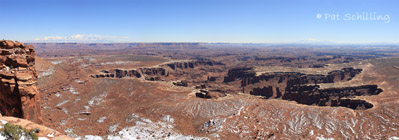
[0, 123, 38, 140]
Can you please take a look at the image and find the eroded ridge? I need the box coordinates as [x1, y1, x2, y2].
[92, 59, 225, 83]
[283, 85, 381, 110]
[91, 68, 166, 81]
[0, 40, 42, 123]
[225, 67, 381, 110]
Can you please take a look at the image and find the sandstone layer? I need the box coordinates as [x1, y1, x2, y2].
[0, 40, 42, 123]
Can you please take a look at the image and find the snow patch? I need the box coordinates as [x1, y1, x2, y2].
[161, 115, 174, 124]
[60, 120, 67, 125]
[107, 119, 208, 140]
[88, 91, 107, 106]
[83, 135, 103, 140]
[69, 86, 79, 95]
[98, 117, 107, 123]
[50, 60, 64, 65]
[38, 137, 50, 140]
[56, 100, 70, 107]
[77, 118, 86, 121]
[39, 68, 55, 78]
[54, 92, 61, 98]
[62, 108, 69, 114]
[100, 61, 130, 65]
[109, 123, 119, 133]
[316, 135, 334, 140]
[0, 120, 8, 125]
[82, 114, 209, 140]
[47, 132, 55, 137]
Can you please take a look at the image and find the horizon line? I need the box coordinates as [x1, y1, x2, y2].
[21, 41, 399, 46]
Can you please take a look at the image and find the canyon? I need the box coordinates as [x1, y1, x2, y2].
[1, 41, 399, 139]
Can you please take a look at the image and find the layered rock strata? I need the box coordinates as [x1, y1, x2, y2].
[282, 85, 381, 110]
[166, 60, 224, 70]
[91, 68, 167, 81]
[0, 40, 42, 123]
[92, 60, 224, 82]
[225, 67, 381, 110]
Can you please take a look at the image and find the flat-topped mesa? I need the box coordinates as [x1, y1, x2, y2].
[327, 67, 362, 82]
[0, 40, 42, 123]
[91, 67, 168, 81]
[95, 69, 142, 78]
[92, 60, 225, 82]
[165, 60, 225, 70]
[282, 85, 382, 110]
[92, 69, 141, 78]
[224, 67, 363, 87]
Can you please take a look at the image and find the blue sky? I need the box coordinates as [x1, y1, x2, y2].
[1, 0, 398, 43]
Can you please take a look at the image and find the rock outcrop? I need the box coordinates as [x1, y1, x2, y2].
[0, 116, 73, 139]
[91, 67, 167, 81]
[92, 60, 224, 83]
[173, 80, 188, 86]
[93, 69, 142, 78]
[224, 67, 380, 110]
[166, 60, 224, 70]
[195, 89, 226, 99]
[282, 85, 382, 110]
[0, 40, 42, 123]
[225, 67, 362, 87]
[250, 86, 282, 98]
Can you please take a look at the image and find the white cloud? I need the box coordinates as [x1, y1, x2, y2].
[33, 34, 130, 42]
[294, 38, 344, 45]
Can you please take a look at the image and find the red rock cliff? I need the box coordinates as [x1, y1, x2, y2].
[0, 40, 42, 123]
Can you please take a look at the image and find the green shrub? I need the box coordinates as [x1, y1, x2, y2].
[0, 123, 38, 140]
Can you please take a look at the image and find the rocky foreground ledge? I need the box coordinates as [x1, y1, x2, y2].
[0, 114, 73, 140]
[0, 40, 72, 139]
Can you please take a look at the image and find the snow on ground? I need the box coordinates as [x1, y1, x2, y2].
[69, 86, 79, 95]
[0, 120, 7, 139]
[97, 116, 107, 123]
[38, 68, 55, 78]
[38, 137, 50, 140]
[100, 61, 130, 65]
[82, 135, 103, 140]
[316, 135, 335, 140]
[0, 135, 7, 140]
[77, 114, 209, 140]
[50, 60, 64, 65]
[0, 120, 7, 125]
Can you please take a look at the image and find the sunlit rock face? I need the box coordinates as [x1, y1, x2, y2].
[0, 40, 42, 123]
